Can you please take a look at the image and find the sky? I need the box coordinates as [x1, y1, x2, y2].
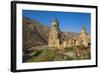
[23, 10, 91, 33]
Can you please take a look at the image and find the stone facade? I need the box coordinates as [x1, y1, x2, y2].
[48, 18, 90, 49]
[78, 26, 90, 46]
[48, 18, 67, 49]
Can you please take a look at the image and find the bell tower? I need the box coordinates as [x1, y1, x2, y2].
[79, 25, 89, 46]
[48, 18, 60, 48]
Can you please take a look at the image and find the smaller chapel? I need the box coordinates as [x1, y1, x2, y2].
[48, 18, 90, 49]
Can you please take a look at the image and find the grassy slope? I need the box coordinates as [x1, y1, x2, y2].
[24, 46, 91, 63]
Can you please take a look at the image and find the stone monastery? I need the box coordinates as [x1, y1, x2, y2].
[48, 18, 91, 49]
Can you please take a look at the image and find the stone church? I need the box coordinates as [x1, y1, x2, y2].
[48, 18, 90, 49]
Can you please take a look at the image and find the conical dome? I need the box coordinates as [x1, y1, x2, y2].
[81, 25, 87, 33]
[82, 25, 86, 31]
[52, 17, 59, 28]
[53, 18, 59, 24]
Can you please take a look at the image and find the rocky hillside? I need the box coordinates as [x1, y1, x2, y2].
[64, 32, 79, 40]
[23, 16, 50, 50]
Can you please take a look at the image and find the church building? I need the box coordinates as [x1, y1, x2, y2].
[48, 18, 90, 49]
[48, 18, 67, 49]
